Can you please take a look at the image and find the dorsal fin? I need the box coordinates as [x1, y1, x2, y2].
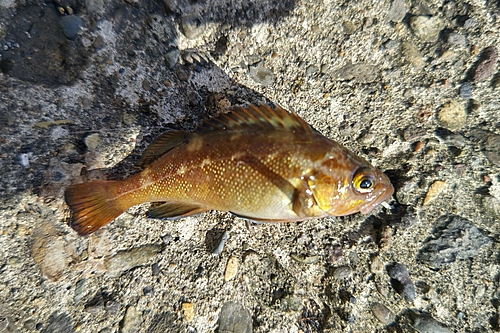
[198, 104, 312, 134]
[138, 130, 190, 168]
[138, 105, 311, 167]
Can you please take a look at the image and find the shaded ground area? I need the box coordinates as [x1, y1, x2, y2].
[0, 0, 500, 332]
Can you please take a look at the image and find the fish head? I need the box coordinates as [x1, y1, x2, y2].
[307, 153, 394, 216]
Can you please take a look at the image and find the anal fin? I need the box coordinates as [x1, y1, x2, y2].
[147, 202, 206, 220]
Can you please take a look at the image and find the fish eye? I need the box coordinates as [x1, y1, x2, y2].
[353, 169, 376, 193]
[359, 178, 373, 189]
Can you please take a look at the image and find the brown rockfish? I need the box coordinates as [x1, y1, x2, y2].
[65, 104, 394, 235]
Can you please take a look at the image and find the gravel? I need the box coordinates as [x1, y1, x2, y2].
[0, 0, 499, 332]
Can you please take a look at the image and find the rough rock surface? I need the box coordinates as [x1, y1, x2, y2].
[1, 0, 500, 332]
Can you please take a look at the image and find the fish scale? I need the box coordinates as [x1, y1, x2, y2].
[64, 104, 394, 235]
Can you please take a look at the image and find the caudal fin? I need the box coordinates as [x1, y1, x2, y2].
[64, 180, 129, 235]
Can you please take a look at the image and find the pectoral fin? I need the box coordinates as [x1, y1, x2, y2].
[147, 202, 206, 219]
[292, 178, 326, 218]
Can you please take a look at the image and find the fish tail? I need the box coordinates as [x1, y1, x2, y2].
[64, 180, 132, 235]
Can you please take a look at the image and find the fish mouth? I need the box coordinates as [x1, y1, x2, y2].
[359, 183, 394, 215]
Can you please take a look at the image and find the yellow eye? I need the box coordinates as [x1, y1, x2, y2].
[353, 169, 375, 193]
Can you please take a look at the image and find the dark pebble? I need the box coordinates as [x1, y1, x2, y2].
[165, 48, 180, 69]
[60, 15, 83, 40]
[142, 79, 151, 91]
[211, 230, 228, 255]
[175, 69, 190, 81]
[127, 46, 136, 57]
[371, 302, 396, 325]
[187, 91, 201, 106]
[92, 35, 105, 49]
[484, 133, 500, 167]
[417, 215, 491, 269]
[387, 262, 415, 302]
[409, 311, 452, 333]
[152, 263, 160, 276]
[459, 83, 472, 98]
[143, 286, 153, 296]
[218, 302, 252, 333]
[469, 46, 498, 82]
[41, 313, 73, 333]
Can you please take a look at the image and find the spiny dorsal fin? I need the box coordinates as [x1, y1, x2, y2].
[138, 130, 190, 168]
[139, 105, 311, 167]
[199, 104, 312, 134]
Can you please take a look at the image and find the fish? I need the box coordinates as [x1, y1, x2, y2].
[65, 104, 394, 235]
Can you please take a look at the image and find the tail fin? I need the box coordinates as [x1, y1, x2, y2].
[64, 180, 130, 235]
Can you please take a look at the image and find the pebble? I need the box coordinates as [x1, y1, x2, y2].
[248, 63, 276, 87]
[224, 255, 238, 281]
[42, 313, 74, 333]
[409, 311, 452, 333]
[218, 302, 252, 333]
[92, 35, 105, 49]
[417, 215, 491, 269]
[142, 79, 151, 91]
[60, 15, 83, 40]
[120, 306, 142, 333]
[0, 317, 18, 332]
[387, 0, 407, 22]
[17, 152, 32, 167]
[463, 18, 477, 29]
[104, 244, 162, 277]
[24, 319, 36, 330]
[187, 91, 201, 106]
[180, 14, 206, 39]
[437, 99, 466, 131]
[459, 82, 472, 98]
[447, 32, 466, 45]
[401, 41, 424, 69]
[83, 133, 101, 150]
[370, 302, 396, 325]
[151, 263, 160, 276]
[31, 223, 71, 281]
[210, 230, 228, 255]
[333, 266, 353, 279]
[333, 62, 379, 83]
[143, 286, 152, 296]
[165, 48, 180, 69]
[370, 255, 384, 274]
[342, 21, 357, 34]
[85, 0, 104, 14]
[182, 303, 195, 322]
[423, 180, 446, 206]
[73, 279, 86, 303]
[469, 46, 498, 82]
[484, 133, 500, 167]
[387, 262, 415, 302]
[409, 16, 444, 42]
[305, 65, 319, 77]
[290, 253, 320, 264]
[434, 129, 466, 148]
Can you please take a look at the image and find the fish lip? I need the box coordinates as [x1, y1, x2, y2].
[359, 184, 394, 214]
